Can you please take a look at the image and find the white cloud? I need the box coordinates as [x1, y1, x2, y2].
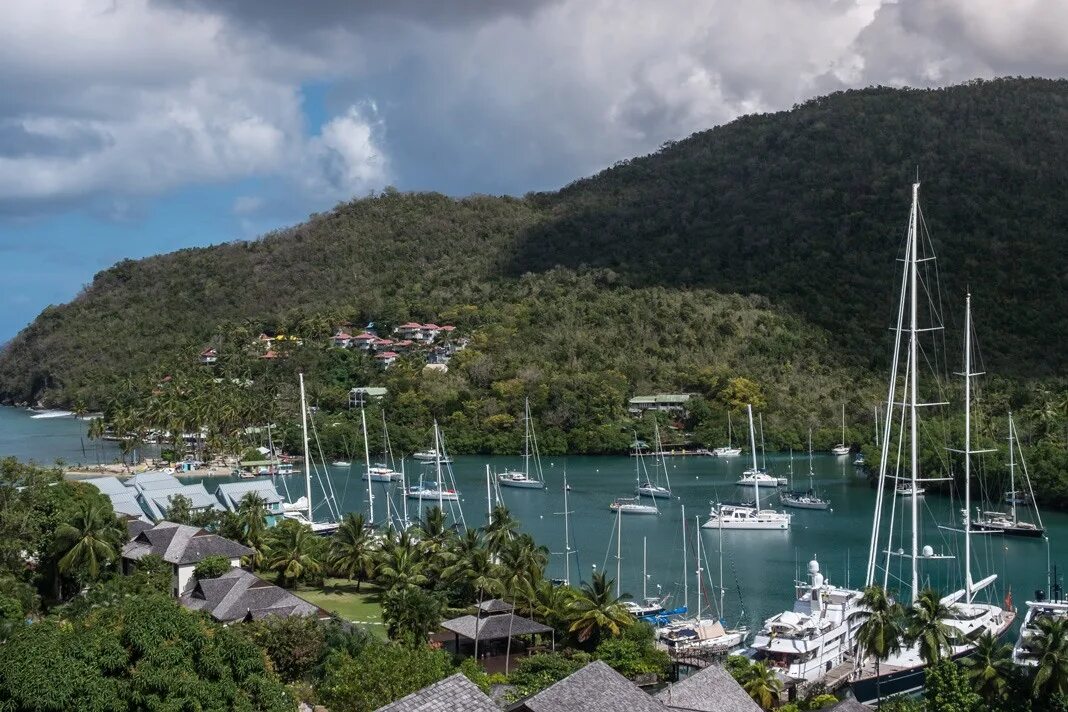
[232, 195, 264, 215]
[304, 104, 389, 199]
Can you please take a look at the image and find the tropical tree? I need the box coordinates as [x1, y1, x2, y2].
[960, 631, 1013, 704]
[329, 513, 376, 590]
[855, 585, 905, 704]
[906, 587, 957, 665]
[381, 586, 445, 647]
[235, 492, 268, 567]
[264, 520, 322, 588]
[54, 499, 124, 580]
[568, 570, 632, 647]
[484, 504, 519, 555]
[741, 661, 783, 710]
[376, 542, 428, 592]
[1032, 615, 1068, 697]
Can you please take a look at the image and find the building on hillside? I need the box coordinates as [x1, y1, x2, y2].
[374, 351, 399, 368]
[392, 339, 415, 353]
[83, 476, 150, 521]
[507, 660, 666, 712]
[199, 348, 218, 364]
[349, 386, 388, 407]
[372, 673, 498, 712]
[656, 664, 761, 711]
[394, 322, 425, 340]
[331, 330, 353, 348]
[352, 332, 377, 351]
[438, 599, 553, 672]
[180, 568, 330, 624]
[215, 481, 285, 526]
[121, 521, 252, 597]
[627, 394, 695, 417]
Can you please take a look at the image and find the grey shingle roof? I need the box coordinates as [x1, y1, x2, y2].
[215, 480, 283, 511]
[656, 664, 761, 711]
[512, 660, 666, 712]
[373, 673, 498, 712]
[140, 483, 223, 521]
[477, 598, 514, 614]
[180, 568, 328, 623]
[442, 613, 552, 641]
[121, 521, 252, 565]
[125, 518, 154, 540]
[829, 701, 872, 712]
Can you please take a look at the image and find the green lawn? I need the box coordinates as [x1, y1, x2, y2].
[291, 578, 385, 636]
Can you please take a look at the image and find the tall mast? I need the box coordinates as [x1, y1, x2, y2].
[643, 537, 648, 600]
[401, 458, 408, 529]
[523, 398, 531, 479]
[434, 421, 444, 511]
[908, 181, 921, 604]
[695, 516, 702, 619]
[616, 504, 622, 598]
[563, 471, 572, 587]
[681, 504, 688, 614]
[719, 516, 725, 620]
[759, 413, 767, 470]
[841, 404, 846, 447]
[747, 404, 758, 472]
[963, 293, 973, 603]
[486, 464, 492, 521]
[362, 406, 374, 525]
[299, 373, 313, 522]
[727, 410, 733, 447]
[1008, 413, 1017, 525]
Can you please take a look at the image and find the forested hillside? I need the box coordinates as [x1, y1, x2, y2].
[0, 78, 1065, 461]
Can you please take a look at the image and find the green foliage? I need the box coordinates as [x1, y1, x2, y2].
[505, 651, 587, 701]
[381, 586, 445, 647]
[925, 660, 983, 712]
[264, 519, 324, 588]
[567, 570, 633, 648]
[0, 594, 291, 711]
[193, 554, 233, 580]
[318, 640, 455, 712]
[241, 614, 328, 684]
[593, 623, 670, 678]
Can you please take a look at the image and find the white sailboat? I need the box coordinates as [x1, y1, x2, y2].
[705, 405, 791, 530]
[282, 374, 340, 535]
[636, 420, 672, 498]
[712, 410, 742, 457]
[853, 187, 1014, 704]
[781, 429, 830, 510]
[969, 413, 1044, 538]
[831, 404, 850, 455]
[407, 421, 461, 502]
[497, 398, 545, 489]
[364, 411, 403, 482]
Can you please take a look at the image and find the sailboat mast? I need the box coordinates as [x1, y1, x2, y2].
[1008, 413, 1017, 525]
[616, 504, 622, 598]
[486, 464, 492, 521]
[299, 373, 313, 522]
[563, 471, 572, 587]
[727, 410, 733, 447]
[759, 413, 767, 470]
[434, 421, 444, 511]
[362, 406, 373, 525]
[964, 293, 973, 603]
[523, 398, 531, 479]
[681, 504, 688, 614]
[842, 404, 846, 446]
[695, 516, 702, 619]
[401, 459, 408, 528]
[719, 519, 725, 620]
[747, 404, 758, 472]
[909, 181, 921, 604]
[643, 537, 648, 600]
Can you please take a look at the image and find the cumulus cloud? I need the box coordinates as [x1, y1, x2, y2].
[304, 104, 389, 199]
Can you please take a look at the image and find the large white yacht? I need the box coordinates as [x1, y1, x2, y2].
[1013, 593, 1068, 667]
[751, 558, 866, 683]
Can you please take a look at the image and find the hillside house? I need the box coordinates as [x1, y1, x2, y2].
[215, 481, 285, 527]
[199, 348, 218, 364]
[349, 386, 388, 407]
[180, 568, 330, 624]
[128, 471, 224, 523]
[121, 521, 252, 597]
[375, 351, 399, 368]
[394, 322, 425, 340]
[352, 332, 377, 351]
[331, 330, 353, 348]
[627, 394, 694, 417]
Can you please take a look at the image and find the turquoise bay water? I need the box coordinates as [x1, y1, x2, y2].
[2, 406, 1060, 633]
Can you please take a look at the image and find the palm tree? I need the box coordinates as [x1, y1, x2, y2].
[906, 587, 957, 665]
[741, 661, 783, 710]
[484, 504, 519, 555]
[568, 570, 633, 647]
[54, 499, 125, 580]
[855, 585, 905, 704]
[329, 513, 376, 590]
[1032, 616, 1068, 697]
[264, 520, 322, 588]
[961, 631, 1013, 704]
[523, 578, 576, 633]
[376, 543, 428, 592]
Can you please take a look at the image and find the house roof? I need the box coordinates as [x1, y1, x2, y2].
[422, 323, 440, 329]
[350, 386, 388, 396]
[656, 664, 761, 712]
[828, 701, 872, 712]
[441, 325, 456, 332]
[126, 518, 154, 539]
[441, 613, 551, 641]
[180, 568, 328, 623]
[129, 471, 182, 491]
[354, 332, 376, 340]
[477, 598, 514, 614]
[83, 476, 129, 495]
[629, 394, 693, 405]
[109, 491, 150, 519]
[122, 521, 252, 565]
[398, 322, 423, 329]
[511, 661, 665, 712]
[200, 348, 217, 355]
[139, 483, 224, 521]
[375, 351, 399, 359]
[333, 331, 352, 339]
[215, 481, 283, 511]
[373, 673, 498, 712]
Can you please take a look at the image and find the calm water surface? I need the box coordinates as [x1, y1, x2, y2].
[3, 406, 1060, 633]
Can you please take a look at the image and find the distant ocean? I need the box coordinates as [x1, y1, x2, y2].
[0, 406, 123, 465]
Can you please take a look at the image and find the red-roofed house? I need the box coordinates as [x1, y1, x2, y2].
[394, 322, 424, 340]
[352, 332, 376, 351]
[199, 348, 218, 365]
[374, 351, 399, 368]
[393, 339, 414, 352]
[332, 330, 353, 348]
[260, 349, 280, 360]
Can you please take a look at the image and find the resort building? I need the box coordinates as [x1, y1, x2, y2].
[352, 332, 377, 351]
[127, 471, 224, 522]
[508, 660, 666, 712]
[627, 394, 695, 417]
[83, 476, 151, 521]
[373, 673, 497, 712]
[374, 351, 399, 368]
[349, 386, 388, 407]
[331, 330, 353, 348]
[121, 521, 252, 597]
[199, 348, 218, 364]
[215, 481, 285, 526]
[180, 568, 330, 624]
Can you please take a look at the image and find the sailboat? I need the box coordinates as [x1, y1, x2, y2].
[705, 405, 791, 530]
[611, 435, 659, 514]
[735, 407, 787, 487]
[660, 513, 747, 652]
[407, 421, 460, 501]
[969, 413, 1044, 538]
[831, 404, 850, 456]
[852, 187, 1014, 704]
[636, 420, 672, 498]
[364, 411, 403, 482]
[781, 429, 830, 510]
[1014, 568, 1068, 666]
[622, 537, 671, 617]
[712, 410, 742, 457]
[282, 374, 340, 535]
[497, 398, 545, 489]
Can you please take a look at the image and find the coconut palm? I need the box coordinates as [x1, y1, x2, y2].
[741, 661, 783, 710]
[54, 499, 125, 580]
[906, 587, 957, 665]
[960, 631, 1013, 704]
[376, 543, 428, 592]
[329, 513, 376, 590]
[484, 504, 519, 555]
[264, 519, 322, 588]
[1032, 616, 1068, 697]
[855, 585, 905, 704]
[568, 570, 633, 646]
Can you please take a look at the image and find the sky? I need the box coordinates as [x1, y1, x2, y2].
[2, 0, 1067, 340]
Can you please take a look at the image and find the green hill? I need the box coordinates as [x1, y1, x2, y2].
[0, 77, 1065, 461]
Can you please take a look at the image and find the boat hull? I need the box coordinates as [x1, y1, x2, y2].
[971, 522, 1045, 538]
[702, 518, 790, 530]
[407, 491, 460, 501]
[611, 505, 660, 515]
[363, 473, 401, 482]
[781, 498, 830, 510]
[735, 480, 783, 488]
[498, 479, 545, 489]
[636, 487, 672, 498]
[851, 647, 974, 705]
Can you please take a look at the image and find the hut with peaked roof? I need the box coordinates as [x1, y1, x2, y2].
[438, 598, 553, 672]
[372, 673, 498, 712]
[656, 663, 761, 711]
[508, 660, 666, 712]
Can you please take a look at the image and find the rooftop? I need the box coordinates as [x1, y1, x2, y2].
[373, 673, 498, 712]
[180, 568, 328, 623]
[442, 612, 551, 642]
[628, 394, 693, 405]
[215, 480, 284, 511]
[122, 521, 252, 566]
[510, 660, 665, 712]
[656, 664, 761, 711]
